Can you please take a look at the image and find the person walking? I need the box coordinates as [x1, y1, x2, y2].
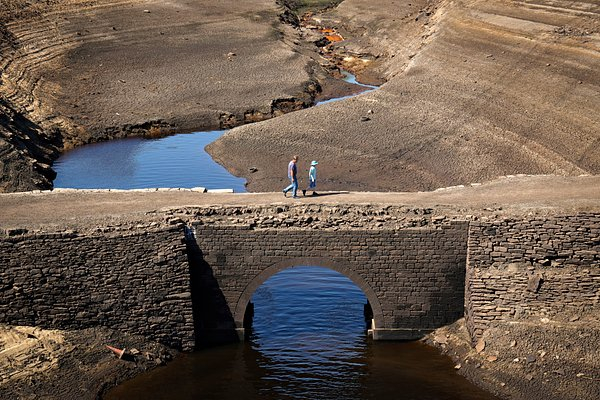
[302, 160, 318, 196]
[283, 155, 299, 198]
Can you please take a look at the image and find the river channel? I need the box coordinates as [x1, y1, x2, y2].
[53, 73, 497, 399]
[106, 266, 497, 400]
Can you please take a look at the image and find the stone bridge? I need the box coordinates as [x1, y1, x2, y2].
[0, 178, 598, 351]
[190, 220, 468, 344]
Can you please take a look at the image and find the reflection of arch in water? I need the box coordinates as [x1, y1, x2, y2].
[233, 257, 383, 339]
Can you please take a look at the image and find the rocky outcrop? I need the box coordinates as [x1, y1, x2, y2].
[0, 99, 61, 191]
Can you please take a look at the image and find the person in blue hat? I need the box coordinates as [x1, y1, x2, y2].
[302, 160, 318, 196]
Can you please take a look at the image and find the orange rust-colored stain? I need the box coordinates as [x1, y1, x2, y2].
[320, 28, 335, 34]
[325, 34, 343, 42]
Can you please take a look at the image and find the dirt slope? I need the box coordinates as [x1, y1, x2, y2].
[207, 0, 600, 192]
[0, 0, 327, 191]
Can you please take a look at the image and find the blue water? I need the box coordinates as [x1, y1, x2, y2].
[249, 266, 368, 399]
[106, 267, 498, 400]
[53, 131, 247, 191]
[317, 70, 378, 105]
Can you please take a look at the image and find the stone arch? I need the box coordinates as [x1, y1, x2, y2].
[233, 257, 384, 331]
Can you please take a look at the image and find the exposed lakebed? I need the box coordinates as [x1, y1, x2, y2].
[52, 71, 376, 192]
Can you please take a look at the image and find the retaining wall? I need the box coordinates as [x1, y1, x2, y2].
[0, 223, 195, 350]
[465, 213, 600, 341]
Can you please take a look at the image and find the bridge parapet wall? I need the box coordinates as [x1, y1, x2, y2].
[0, 223, 195, 350]
[465, 213, 600, 342]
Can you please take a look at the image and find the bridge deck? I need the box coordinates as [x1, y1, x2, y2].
[1, 175, 599, 231]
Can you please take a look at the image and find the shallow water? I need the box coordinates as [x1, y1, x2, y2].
[52, 131, 247, 191]
[106, 267, 497, 400]
[317, 70, 378, 105]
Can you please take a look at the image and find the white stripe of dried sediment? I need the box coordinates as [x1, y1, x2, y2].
[515, 0, 600, 17]
[2, 187, 237, 195]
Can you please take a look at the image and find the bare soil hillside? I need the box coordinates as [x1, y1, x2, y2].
[0, 0, 345, 191]
[208, 0, 600, 192]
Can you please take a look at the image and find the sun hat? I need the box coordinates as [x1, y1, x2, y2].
[311, 160, 318, 165]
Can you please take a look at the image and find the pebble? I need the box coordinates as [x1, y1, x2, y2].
[526, 355, 536, 363]
[475, 339, 485, 353]
[434, 334, 448, 344]
[526, 374, 533, 381]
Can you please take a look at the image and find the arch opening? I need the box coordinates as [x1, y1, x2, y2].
[234, 258, 383, 341]
[242, 265, 373, 340]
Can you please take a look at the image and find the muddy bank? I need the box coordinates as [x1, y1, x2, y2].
[208, 0, 600, 193]
[0, 324, 177, 400]
[426, 316, 600, 400]
[0, 99, 61, 191]
[0, 0, 357, 192]
[4, 0, 597, 195]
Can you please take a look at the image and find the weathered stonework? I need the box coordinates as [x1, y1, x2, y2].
[465, 213, 600, 342]
[1, 204, 598, 351]
[191, 220, 468, 341]
[0, 223, 195, 350]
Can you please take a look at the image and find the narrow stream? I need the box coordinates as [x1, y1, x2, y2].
[105, 267, 498, 400]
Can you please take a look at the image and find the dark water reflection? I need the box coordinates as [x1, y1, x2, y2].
[106, 267, 497, 400]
